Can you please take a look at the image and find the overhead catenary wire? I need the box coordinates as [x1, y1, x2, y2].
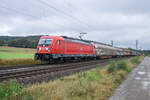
[36, 0, 91, 30]
[0, 4, 36, 18]
[34, 0, 84, 32]
[112, 40, 141, 50]
[0, 0, 89, 34]
[0, 2, 67, 29]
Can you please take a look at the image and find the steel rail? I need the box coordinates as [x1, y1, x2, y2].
[0, 57, 130, 82]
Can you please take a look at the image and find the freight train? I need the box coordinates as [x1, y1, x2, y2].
[34, 36, 138, 62]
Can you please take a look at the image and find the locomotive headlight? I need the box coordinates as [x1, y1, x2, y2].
[38, 48, 41, 51]
[46, 48, 50, 52]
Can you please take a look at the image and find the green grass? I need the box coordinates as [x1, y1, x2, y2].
[0, 46, 35, 53]
[0, 46, 36, 59]
[0, 48, 33, 53]
[0, 46, 40, 66]
[0, 52, 34, 59]
[0, 80, 24, 100]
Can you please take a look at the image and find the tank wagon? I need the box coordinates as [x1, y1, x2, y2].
[35, 36, 136, 62]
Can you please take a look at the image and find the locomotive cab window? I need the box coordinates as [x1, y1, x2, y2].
[38, 38, 53, 46]
[57, 40, 61, 45]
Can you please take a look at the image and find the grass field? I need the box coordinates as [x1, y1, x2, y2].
[0, 46, 36, 59]
[0, 52, 34, 59]
[0, 56, 143, 100]
[0, 46, 40, 66]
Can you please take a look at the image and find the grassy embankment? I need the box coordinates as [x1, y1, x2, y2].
[0, 46, 40, 66]
[0, 56, 144, 100]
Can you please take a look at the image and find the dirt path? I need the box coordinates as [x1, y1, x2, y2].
[109, 57, 150, 100]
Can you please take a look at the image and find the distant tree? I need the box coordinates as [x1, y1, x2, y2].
[128, 47, 134, 50]
[32, 40, 38, 48]
[1, 36, 41, 48]
[17, 39, 29, 48]
[8, 40, 17, 47]
[0, 40, 4, 46]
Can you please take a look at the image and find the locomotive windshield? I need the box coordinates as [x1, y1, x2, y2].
[38, 38, 53, 46]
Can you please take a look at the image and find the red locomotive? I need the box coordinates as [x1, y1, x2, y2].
[34, 36, 96, 62]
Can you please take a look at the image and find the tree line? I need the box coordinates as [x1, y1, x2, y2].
[0, 36, 42, 48]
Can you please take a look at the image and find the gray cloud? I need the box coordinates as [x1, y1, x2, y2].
[0, 0, 150, 49]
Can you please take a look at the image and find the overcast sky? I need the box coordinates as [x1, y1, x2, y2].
[0, 0, 149, 49]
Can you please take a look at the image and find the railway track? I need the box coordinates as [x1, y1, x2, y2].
[0, 57, 130, 84]
[0, 59, 94, 70]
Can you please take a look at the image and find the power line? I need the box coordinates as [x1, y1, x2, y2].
[0, 1, 88, 36]
[0, 4, 36, 18]
[110, 40, 141, 49]
[37, 0, 91, 29]
[0, 3, 66, 28]
[0, 0, 91, 33]
[113, 41, 136, 46]
[34, 0, 84, 32]
[0, 0, 92, 35]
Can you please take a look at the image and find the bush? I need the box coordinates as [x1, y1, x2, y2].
[116, 61, 127, 70]
[117, 71, 127, 80]
[114, 75, 122, 85]
[131, 57, 139, 64]
[126, 67, 132, 73]
[23, 93, 33, 100]
[108, 62, 117, 73]
[0, 80, 24, 100]
[86, 72, 99, 81]
[108, 61, 128, 73]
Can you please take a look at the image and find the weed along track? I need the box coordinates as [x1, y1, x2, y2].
[0, 57, 130, 84]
